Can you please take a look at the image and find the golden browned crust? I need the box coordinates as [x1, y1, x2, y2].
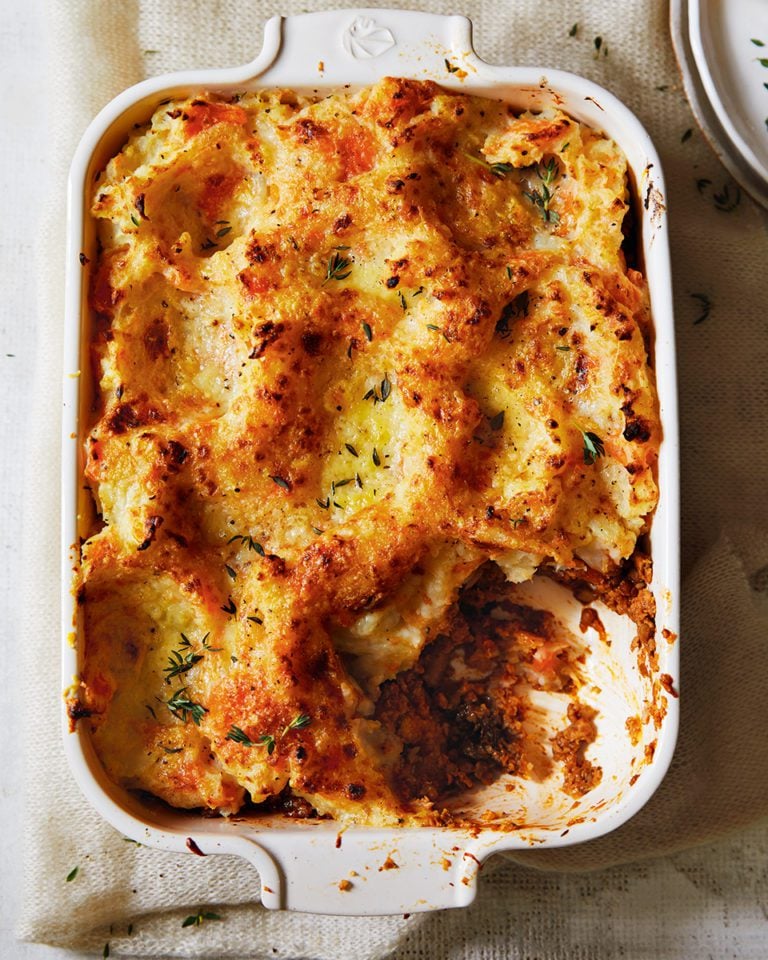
[75, 78, 660, 823]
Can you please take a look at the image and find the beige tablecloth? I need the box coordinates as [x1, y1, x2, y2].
[18, 0, 768, 956]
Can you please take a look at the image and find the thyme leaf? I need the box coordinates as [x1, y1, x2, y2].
[691, 292, 712, 325]
[582, 431, 606, 465]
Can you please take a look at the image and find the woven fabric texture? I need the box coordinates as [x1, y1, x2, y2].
[18, 0, 768, 956]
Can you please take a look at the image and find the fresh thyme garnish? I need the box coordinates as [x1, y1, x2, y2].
[103, 944, 110, 959]
[269, 474, 291, 490]
[284, 713, 311, 735]
[681, 128, 693, 143]
[362, 321, 373, 342]
[556, 345, 571, 352]
[465, 152, 515, 179]
[316, 496, 330, 509]
[712, 182, 741, 212]
[569, 22, 578, 37]
[221, 597, 236, 615]
[697, 178, 741, 212]
[582, 431, 606, 465]
[246, 613, 263, 625]
[355, 473, 363, 488]
[215, 226, 232, 238]
[523, 158, 560, 223]
[398, 291, 408, 311]
[311, 526, 324, 535]
[200, 237, 218, 250]
[323, 250, 353, 284]
[413, 286, 424, 297]
[372, 447, 381, 466]
[593, 36, 608, 58]
[363, 373, 392, 404]
[511, 517, 525, 528]
[164, 688, 208, 725]
[691, 292, 712, 325]
[489, 410, 505, 431]
[130, 214, 140, 227]
[163, 638, 204, 683]
[426, 323, 451, 342]
[182, 909, 223, 928]
[163, 746, 183, 754]
[752, 38, 765, 46]
[445, 58, 459, 74]
[228, 533, 265, 555]
[333, 478, 353, 489]
[345, 443, 359, 457]
[227, 714, 311, 756]
[226, 725, 257, 746]
[506, 265, 513, 280]
[66, 866, 79, 882]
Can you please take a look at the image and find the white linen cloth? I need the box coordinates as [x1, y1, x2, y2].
[17, 0, 768, 956]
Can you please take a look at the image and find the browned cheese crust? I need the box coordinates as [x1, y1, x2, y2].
[76, 79, 660, 824]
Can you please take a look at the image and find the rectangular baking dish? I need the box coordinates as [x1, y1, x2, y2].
[62, 8, 679, 916]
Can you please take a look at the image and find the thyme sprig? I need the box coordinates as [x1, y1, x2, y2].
[163, 688, 208, 725]
[228, 533, 265, 555]
[226, 714, 311, 756]
[523, 158, 560, 223]
[323, 249, 353, 284]
[163, 646, 203, 683]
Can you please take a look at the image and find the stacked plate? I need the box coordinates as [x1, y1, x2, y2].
[672, 0, 768, 209]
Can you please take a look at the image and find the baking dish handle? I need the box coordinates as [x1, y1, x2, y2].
[255, 9, 476, 87]
[232, 831, 489, 915]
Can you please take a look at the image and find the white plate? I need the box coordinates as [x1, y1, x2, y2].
[672, 0, 768, 208]
[689, 0, 768, 186]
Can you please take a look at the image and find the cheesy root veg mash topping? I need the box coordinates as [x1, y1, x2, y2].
[74, 78, 660, 825]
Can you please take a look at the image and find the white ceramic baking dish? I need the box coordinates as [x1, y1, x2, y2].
[62, 8, 679, 915]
